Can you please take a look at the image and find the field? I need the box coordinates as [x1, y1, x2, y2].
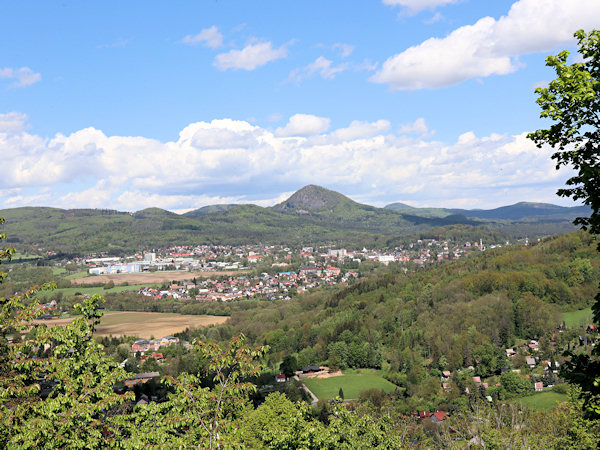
[517, 391, 568, 411]
[302, 371, 398, 400]
[71, 270, 246, 286]
[39, 284, 153, 298]
[34, 311, 229, 339]
[562, 308, 593, 328]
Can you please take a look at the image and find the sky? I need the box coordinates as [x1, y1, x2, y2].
[1, 0, 599, 213]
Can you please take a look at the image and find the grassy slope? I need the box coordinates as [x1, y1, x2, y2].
[517, 391, 568, 411]
[302, 372, 398, 400]
[562, 308, 593, 327]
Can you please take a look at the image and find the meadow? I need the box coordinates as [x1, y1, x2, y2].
[40, 284, 153, 298]
[517, 391, 568, 411]
[34, 311, 229, 339]
[562, 308, 593, 328]
[302, 370, 398, 400]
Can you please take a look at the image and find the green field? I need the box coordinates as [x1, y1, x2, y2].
[562, 308, 593, 328]
[63, 271, 91, 280]
[302, 371, 398, 400]
[39, 283, 154, 297]
[517, 391, 568, 411]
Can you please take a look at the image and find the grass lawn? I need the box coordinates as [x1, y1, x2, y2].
[302, 372, 398, 400]
[517, 391, 568, 411]
[52, 267, 67, 275]
[562, 308, 593, 328]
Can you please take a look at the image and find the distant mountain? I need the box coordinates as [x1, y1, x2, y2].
[385, 201, 591, 222]
[132, 207, 176, 218]
[274, 185, 355, 212]
[0, 186, 583, 253]
[184, 204, 237, 216]
[385, 203, 449, 218]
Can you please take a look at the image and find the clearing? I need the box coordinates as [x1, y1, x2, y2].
[517, 390, 568, 411]
[34, 311, 228, 339]
[562, 308, 593, 328]
[302, 370, 398, 400]
[71, 270, 246, 286]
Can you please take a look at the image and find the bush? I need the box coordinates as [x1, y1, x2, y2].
[552, 383, 569, 394]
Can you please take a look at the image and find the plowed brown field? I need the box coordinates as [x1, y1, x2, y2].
[71, 271, 245, 286]
[34, 312, 228, 339]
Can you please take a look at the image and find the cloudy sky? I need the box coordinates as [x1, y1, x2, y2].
[1, 0, 599, 213]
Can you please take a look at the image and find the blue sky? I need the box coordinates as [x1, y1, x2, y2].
[1, 0, 599, 212]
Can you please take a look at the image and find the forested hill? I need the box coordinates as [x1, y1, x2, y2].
[179, 230, 598, 406]
[385, 200, 591, 221]
[0, 185, 582, 253]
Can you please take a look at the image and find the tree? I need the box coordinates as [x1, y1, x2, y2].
[279, 354, 298, 378]
[528, 29, 600, 242]
[123, 334, 268, 448]
[1, 219, 133, 448]
[528, 29, 600, 418]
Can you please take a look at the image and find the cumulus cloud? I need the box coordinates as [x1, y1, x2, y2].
[0, 66, 41, 87]
[372, 0, 600, 90]
[214, 40, 288, 70]
[275, 114, 331, 137]
[0, 112, 28, 132]
[182, 26, 223, 48]
[0, 113, 575, 211]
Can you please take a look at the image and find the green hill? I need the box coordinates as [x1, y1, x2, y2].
[0, 185, 583, 253]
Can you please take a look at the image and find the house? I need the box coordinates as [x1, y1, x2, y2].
[442, 370, 452, 379]
[506, 348, 516, 357]
[534, 382, 543, 392]
[431, 411, 447, 422]
[528, 342, 539, 351]
[275, 373, 287, 383]
[472, 376, 482, 385]
[526, 356, 536, 368]
[442, 382, 451, 392]
[301, 365, 322, 374]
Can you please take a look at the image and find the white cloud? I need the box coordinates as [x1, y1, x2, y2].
[289, 56, 348, 82]
[0, 112, 28, 133]
[383, 0, 459, 13]
[329, 120, 391, 141]
[275, 114, 331, 137]
[0, 112, 576, 211]
[398, 117, 433, 137]
[0, 66, 41, 87]
[182, 26, 223, 48]
[214, 40, 288, 70]
[333, 43, 354, 58]
[372, 0, 600, 90]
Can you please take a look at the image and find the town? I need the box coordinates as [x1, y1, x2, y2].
[72, 237, 508, 302]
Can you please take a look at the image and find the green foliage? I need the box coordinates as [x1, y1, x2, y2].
[500, 371, 532, 398]
[529, 29, 600, 420]
[279, 354, 298, 377]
